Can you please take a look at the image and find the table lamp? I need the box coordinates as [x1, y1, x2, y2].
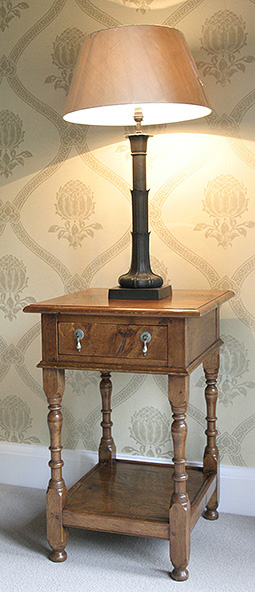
[63, 25, 211, 300]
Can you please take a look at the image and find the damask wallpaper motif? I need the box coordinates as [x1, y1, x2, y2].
[45, 27, 86, 95]
[0, 109, 32, 178]
[49, 179, 102, 248]
[0, 0, 255, 469]
[194, 174, 255, 249]
[197, 10, 255, 86]
[0, 1, 29, 33]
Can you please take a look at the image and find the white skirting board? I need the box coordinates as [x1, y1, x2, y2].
[0, 442, 254, 517]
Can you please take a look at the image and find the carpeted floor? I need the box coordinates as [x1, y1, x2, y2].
[0, 483, 254, 592]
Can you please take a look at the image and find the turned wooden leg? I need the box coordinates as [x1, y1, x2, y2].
[43, 368, 69, 562]
[203, 350, 220, 521]
[99, 372, 116, 464]
[169, 375, 190, 582]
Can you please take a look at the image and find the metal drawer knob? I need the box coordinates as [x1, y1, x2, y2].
[73, 328, 84, 352]
[140, 331, 151, 356]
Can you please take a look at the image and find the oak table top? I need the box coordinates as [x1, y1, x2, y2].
[24, 287, 233, 317]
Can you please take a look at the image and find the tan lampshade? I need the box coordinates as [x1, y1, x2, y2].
[63, 24, 211, 126]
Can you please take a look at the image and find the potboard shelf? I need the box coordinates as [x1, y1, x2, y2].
[62, 460, 216, 538]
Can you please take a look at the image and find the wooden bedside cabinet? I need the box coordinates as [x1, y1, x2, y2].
[24, 288, 233, 581]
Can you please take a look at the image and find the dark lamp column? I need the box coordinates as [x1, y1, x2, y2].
[117, 133, 164, 294]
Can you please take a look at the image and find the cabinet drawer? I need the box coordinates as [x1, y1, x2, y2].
[58, 322, 167, 361]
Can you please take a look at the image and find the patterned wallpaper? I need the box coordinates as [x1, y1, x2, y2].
[1, 0, 255, 469]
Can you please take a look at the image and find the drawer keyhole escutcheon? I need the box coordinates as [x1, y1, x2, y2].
[140, 331, 151, 356]
[73, 328, 84, 352]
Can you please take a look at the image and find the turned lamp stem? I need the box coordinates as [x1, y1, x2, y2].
[118, 109, 164, 291]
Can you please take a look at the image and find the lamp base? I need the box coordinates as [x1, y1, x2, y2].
[108, 284, 172, 301]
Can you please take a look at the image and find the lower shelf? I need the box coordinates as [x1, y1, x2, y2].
[62, 459, 216, 540]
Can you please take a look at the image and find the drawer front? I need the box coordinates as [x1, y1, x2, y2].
[58, 322, 167, 361]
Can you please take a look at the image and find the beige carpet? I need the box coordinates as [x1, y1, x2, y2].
[0, 483, 254, 592]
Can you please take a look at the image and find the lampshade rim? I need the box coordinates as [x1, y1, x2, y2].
[76, 23, 183, 41]
[63, 103, 212, 126]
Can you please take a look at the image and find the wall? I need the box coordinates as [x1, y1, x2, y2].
[1, 0, 255, 474]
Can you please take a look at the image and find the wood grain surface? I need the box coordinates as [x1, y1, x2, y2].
[62, 460, 215, 539]
[24, 288, 234, 317]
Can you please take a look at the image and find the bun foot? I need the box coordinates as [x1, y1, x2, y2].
[49, 549, 67, 562]
[170, 568, 189, 581]
[203, 508, 219, 521]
